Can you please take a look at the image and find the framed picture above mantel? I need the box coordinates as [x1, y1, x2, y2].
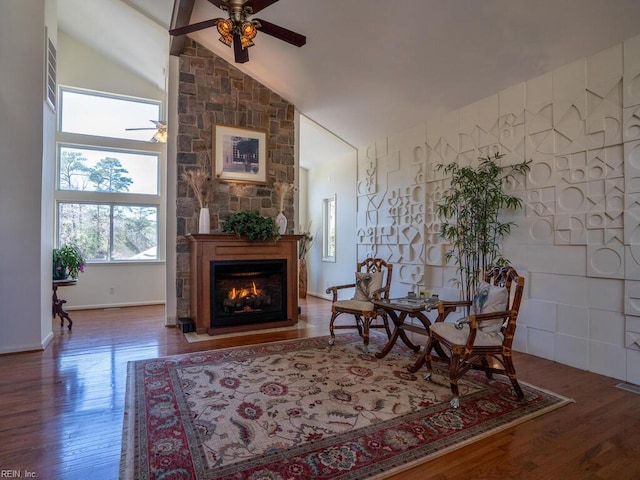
[213, 125, 267, 184]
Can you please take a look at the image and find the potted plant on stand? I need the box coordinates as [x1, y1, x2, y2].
[52, 244, 86, 280]
[436, 153, 530, 305]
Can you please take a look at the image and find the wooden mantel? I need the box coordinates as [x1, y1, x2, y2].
[187, 234, 303, 335]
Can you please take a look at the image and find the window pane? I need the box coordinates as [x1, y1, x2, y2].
[58, 146, 158, 195]
[58, 203, 110, 261]
[60, 89, 161, 141]
[113, 206, 158, 260]
[58, 203, 158, 262]
[323, 196, 336, 261]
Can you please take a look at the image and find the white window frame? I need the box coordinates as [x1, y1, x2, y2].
[322, 194, 336, 262]
[55, 86, 166, 264]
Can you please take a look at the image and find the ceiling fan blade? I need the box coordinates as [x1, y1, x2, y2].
[169, 18, 220, 36]
[254, 19, 306, 47]
[245, 0, 280, 14]
[233, 32, 249, 63]
[207, 0, 226, 9]
[125, 128, 156, 131]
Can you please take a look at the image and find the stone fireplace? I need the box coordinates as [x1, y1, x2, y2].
[188, 234, 302, 335]
[174, 40, 297, 321]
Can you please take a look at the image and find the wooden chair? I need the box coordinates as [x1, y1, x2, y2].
[327, 258, 393, 352]
[424, 266, 525, 408]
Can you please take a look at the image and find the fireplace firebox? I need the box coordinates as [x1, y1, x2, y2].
[210, 259, 287, 327]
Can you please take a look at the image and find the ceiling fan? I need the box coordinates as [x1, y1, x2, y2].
[125, 120, 167, 143]
[169, 0, 306, 64]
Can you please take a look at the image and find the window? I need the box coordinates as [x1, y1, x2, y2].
[58, 203, 158, 261]
[322, 195, 336, 262]
[55, 87, 163, 262]
[58, 145, 158, 195]
[60, 88, 161, 141]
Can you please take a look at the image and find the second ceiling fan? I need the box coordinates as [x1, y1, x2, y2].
[169, 0, 306, 64]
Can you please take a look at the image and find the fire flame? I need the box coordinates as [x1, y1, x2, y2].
[228, 282, 259, 300]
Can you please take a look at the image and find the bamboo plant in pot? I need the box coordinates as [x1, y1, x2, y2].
[436, 153, 531, 305]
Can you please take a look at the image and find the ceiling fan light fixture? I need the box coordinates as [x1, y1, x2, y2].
[217, 19, 234, 47]
[169, 0, 306, 64]
[152, 125, 167, 143]
[240, 21, 257, 48]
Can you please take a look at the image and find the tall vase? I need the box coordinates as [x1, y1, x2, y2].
[198, 207, 210, 234]
[298, 257, 307, 298]
[275, 211, 287, 235]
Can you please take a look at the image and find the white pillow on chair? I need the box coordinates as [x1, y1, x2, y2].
[471, 280, 508, 333]
[352, 272, 384, 301]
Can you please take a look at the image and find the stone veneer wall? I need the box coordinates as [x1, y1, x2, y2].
[175, 38, 296, 318]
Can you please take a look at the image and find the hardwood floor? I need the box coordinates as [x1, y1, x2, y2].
[0, 297, 639, 479]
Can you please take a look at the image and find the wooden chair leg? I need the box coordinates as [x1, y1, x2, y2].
[503, 354, 524, 399]
[362, 317, 371, 353]
[328, 311, 339, 346]
[449, 352, 461, 408]
[381, 313, 392, 339]
[354, 314, 363, 336]
[422, 336, 436, 380]
[480, 355, 494, 380]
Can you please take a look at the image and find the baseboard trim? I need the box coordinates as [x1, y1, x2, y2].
[66, 301, 165, 311]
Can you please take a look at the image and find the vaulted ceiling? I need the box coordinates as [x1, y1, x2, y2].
[59, 0, 640, 163]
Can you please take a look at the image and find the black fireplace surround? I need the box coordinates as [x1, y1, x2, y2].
[210, 259, 287, 328]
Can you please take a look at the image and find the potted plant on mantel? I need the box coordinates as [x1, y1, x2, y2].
[436, 153, 531, 305]
[222, 211, 280, 242]
[52, 244, 86, 280]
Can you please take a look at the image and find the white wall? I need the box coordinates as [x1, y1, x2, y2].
[165, 55, 179, 325]
[298, 167, 309, 233]
[307, 152, 358, 299]
[355, 34, 640, 383]
[55, 31, 166, 309]
[0, 0, 56, 354]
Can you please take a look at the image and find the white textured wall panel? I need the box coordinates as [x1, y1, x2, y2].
[589, 341, 626, 380]
[623, 34, 640, 107]
[554, 334, 589, 370]
[590, 309, 625, 345]
[626, 349, 640, 384]
[356, 33, 640, 382]
[519, 299, 556, 331]
[527, 329, 555, 360]
[587, 277, 625, 311]
[557, 304, 589, 338]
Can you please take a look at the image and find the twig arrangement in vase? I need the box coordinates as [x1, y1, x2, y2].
[182, 167, 213, 233]
[298, 223, 313, 298]
[274, 181, 295, 234]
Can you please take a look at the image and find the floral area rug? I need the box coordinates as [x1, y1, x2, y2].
[120, 333, 572, 479]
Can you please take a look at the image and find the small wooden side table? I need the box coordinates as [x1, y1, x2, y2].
[373, 297, 455, 372]
[52, 279, 77, 330]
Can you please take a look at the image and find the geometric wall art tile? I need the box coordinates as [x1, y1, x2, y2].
[625, 140, 640, 193]
[624, 105, 640, 141]
[556, 183, 588, 213]
[625, 310, 640, 350]
[555, 214, 587, 245]
[587, 244, 625, 278]
[625, 281, 640, 316]
[625, 245, 640, 280]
